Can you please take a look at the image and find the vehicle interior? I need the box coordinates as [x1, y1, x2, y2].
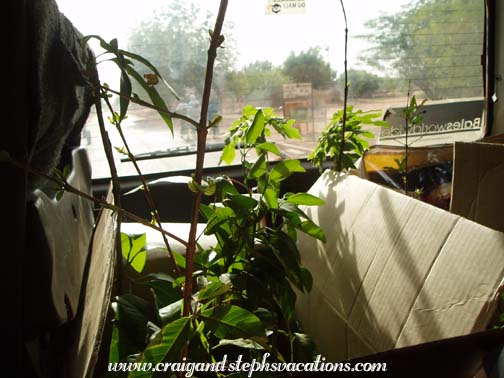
[3, 0, 504, 377]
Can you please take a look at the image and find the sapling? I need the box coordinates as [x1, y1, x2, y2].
[309, 0, 387, 172]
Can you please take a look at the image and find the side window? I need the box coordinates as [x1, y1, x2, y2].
[57, 0, 485, 179]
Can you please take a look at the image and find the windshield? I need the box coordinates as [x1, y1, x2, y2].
[56, 0, 485, 179]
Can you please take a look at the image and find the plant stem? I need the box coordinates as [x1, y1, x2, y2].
[93, 89, 124, 284]
[404, 80, 411, 194]
[101, 85, 200, 129]
[337, 0, 349, 172]
[226, 176, 253, 195]
[8, 158, 189, 247]
[183, 0, 228, 317]
[102, 91, 181, 275]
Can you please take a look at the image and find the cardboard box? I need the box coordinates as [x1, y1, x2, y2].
[450, 141, 504, 232]
[296, 171, 504, 362]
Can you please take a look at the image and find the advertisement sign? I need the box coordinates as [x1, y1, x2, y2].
[282, 83, 312, 99]
[380, 98, 484, 139]
[265, 0, 306, 15]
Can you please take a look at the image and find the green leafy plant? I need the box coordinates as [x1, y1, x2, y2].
[401, 94, 427, 193]
[308, 107, 386, 171]
[385, 94, 427, 194]
[5, 0, 327, 374]
[308, 1, 387, 173]
[110, 106, 326, 376]
[80, 1, 325, 374]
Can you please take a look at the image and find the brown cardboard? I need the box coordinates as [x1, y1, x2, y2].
[450, 141, 504, 232]
[70, 188, 116, 378]
[296, 171, 504, 362]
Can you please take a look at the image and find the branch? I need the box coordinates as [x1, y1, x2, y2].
[183, 0, 228, 318]
[404, 79, 411, 194]
[93, 83, 124, 284]
[8, 158, 189, 248]
[101, 90, 181, 274]
[337, 0, 349, 171]
[101, 85, 200, 129]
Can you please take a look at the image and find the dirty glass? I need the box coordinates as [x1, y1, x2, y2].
[56, 0, 485, 179]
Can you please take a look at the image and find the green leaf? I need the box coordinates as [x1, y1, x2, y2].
[197, 281, 231, 302]
[125, 65, 174, 134]
[256, 142, 281, 156]
[220, 142, 236, 165]
[129, 250, 147, 274]
[187, 179, 200, 193]
[373, 120, 389, 127]
[81, 35, 96, 48]
[270, 277, 296, 320]
[285, 193, 325, 206]
[136, 272, 174, 283]
[82, 35, 110, 52]
[410, 95, 417, 110]
[242, 105, 257, 118]
[121, 233, 147, 273]
[281, 119, 302, 140]
[115, 294, 153, 350]
[200, 203, 215, 222]
[209, 114, 223, 127]
[199, 305, 266, 340]
[300, 267, 313, 292]
[360, 130, 375, 138]
[265, 231, 305, 291]
[246, 110, 265, 144]
[62, 164, 71, 179]
[227, 194, 258, 215]
[147, 281, 181, 309]
[171, 250, 186, 270]
[215, 338, 265, 350]
[114, 146, 128, 156]
[203, 179, 216, 196]
[119, 49, 180, 100]
[130, 317, 192, 378]
[119, 70, 132, 121]
[215, 178, 240, 198]
[109, 38, 118, 52]
[188, 178, 214, 195]
[131, 234, 146, 255]
[270, 160, 305, 182]
[248, 154, 267, 179]
[205, 207, 235, 235]
[263, 186, 278, 209]
[299, 220, 326, 242]
[253, 308, 278, 329]
[135, 274, 181, 309]
[108, 324, 120, 363]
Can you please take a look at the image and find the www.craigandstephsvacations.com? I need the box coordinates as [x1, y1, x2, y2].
[108, 353, 388, 376]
